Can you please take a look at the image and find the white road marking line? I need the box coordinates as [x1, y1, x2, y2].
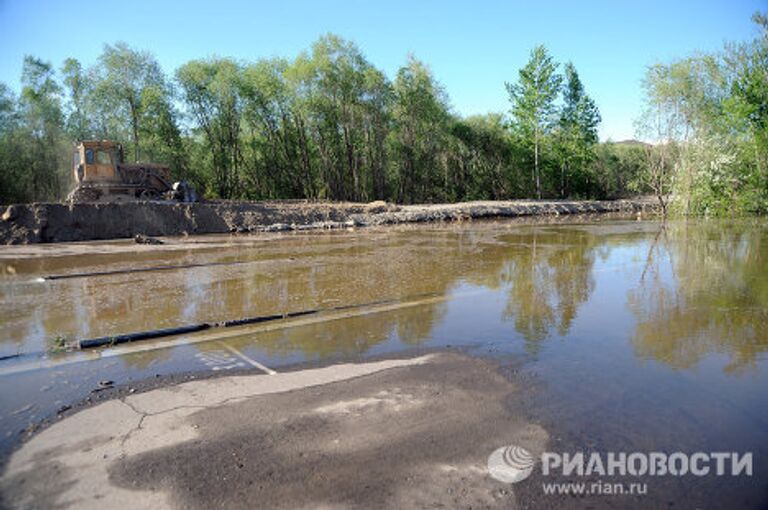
[217, 341, 277, 375]
[0, 289, 483, 376]
[194, 350, 245, 371]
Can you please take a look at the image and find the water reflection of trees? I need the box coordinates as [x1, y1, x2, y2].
[494, 229, 596, 354]
[101, 220, 768, 371]
[246, 226, 604, 359]
[629, 222, 768, 374]
[11, 221, 609, 364]
[226, 301, 448, 360]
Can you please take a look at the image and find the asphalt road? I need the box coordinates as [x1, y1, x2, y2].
[0, 353, 548, 509]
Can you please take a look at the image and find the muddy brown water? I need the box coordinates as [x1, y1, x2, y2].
[1, 215, 767, 507]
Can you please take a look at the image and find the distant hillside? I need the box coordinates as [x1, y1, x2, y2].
[612, 139, 652, 147]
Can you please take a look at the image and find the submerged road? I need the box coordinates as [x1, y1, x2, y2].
[1, 217, 767, 508]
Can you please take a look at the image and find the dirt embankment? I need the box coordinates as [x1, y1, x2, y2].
[0, 199, 655, 244]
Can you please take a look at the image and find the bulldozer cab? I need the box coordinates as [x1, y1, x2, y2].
[73, 141, 124, 184]
[68, 140, 195, 203]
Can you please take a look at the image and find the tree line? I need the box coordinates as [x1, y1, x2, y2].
[0, 35, 642, 205]
[637, 12, 768, 216]
[1, 12, 764, 214]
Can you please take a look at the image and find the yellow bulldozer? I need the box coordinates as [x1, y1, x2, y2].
[67, 140, 196, 203]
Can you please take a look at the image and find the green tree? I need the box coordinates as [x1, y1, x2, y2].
[140, 85, 188, 178]
[636, 62, 689, 216]
[0, 84, 17, 133]
[176, 58, 243, 198]
[239, 58, 302, 198]
[60, 58, 92, 140]
[0, 84, 32, 203]
[293, 35, 392, 201]
[93, 42, 170, 162]
[19, 56, 67, 200]
[450, 114, 513, 200]
[637, 12, 768, 217]
[391, 55, 451, 203]
[556, 62, 601, 197]
[589, 141, 648, 199]
[729, 12, 768, 187]
[507, 45, 562, 199]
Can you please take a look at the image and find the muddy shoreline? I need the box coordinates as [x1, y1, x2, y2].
[0, 198, 655, 244]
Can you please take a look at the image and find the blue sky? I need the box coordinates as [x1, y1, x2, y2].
[0, 0, 764, 140]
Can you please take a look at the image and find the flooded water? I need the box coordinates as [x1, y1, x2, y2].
[1, 215, 767, 506]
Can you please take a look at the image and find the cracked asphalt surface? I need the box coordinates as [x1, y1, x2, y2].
[0, 353, 548, 509]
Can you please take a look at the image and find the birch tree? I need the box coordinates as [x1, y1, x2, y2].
[507, 45, 562, 199]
